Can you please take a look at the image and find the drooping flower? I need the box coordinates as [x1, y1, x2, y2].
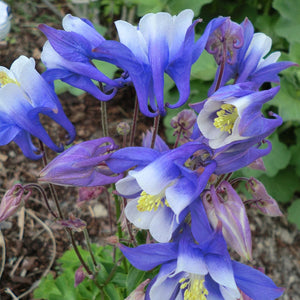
[207, 17, 296, 94]
[92, 12, 226, 117]
[107, 140, 216, 242]
[0, 1, 11, 40]
[0, 56, 75, 159]
[39, 137, 123, 186]
[203, 181, 252, 260]
[192, 83, 282, 150]
[39, 14, 121, 101]
[120, 201, 284, 300]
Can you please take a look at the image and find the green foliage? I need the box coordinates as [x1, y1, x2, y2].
[287, 199, 300, 229]
[33, 244, 154, 300]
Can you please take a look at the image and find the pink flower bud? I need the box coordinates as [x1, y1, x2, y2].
[170, 109, 197, 143]
[0, 185, 31, 222]
[77, 186, 105, 207]
[203, 181, 252, 260]
[125, 279, 151, 300]
[246, 177, 283, 216]
[247, 158, 266, 171]
[74, 265, 86, 287]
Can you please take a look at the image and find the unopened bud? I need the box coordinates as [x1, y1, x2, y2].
[105, 235, 119, 245]
[246, 177, 283, 216]
[0, 185, 31, 222]
[77, 186, 105, 207]
[125, 279, 151, 300]
[74, 265, 86, 287]
[117, 122, 130, 136]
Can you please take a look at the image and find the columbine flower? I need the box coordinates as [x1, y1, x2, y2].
[92, 12, 226, 117]
[206, 18, 244, 65]
[245, 177, 283, 216]
[208, 17, 296, 94]
[0, 1, 11, 40]
[0, 56, 75, 159]
[120, 202, 284, 300]
[39, 137, 123, 186]
[0, 185, 31, 222]
[193, 83, 282, 150]
[203, 181, 252, 260]
[107, 140, 216, 242]
[39, 14, 120, 101]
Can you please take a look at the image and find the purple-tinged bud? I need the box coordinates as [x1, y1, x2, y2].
[246, 177, 283, 216]
[125, 279, 151, 300]
[0, 185, 31, 222]
[39, 137, 123, 187]
[77, 186, 105, 207]
[203, 181, 252, 260]
[57, 214, 87, 232]
[206, 18, 244, 65]
[170, 109, 197, 143]
[247, 158, 266, 171]
[74, 265, 86, 287]
[117, 121, 130, 136]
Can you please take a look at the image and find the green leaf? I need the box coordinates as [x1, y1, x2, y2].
[33, 274, 62, 299]
[191, 51, 217, 81]
[127, 267, 146, 293]
[273, 0, 300, 44]
[290, 128, 300, 177]
[167, 0, 213, 15]
[272, 75, 300, 122]
[103, 283, 122, 300]
[92, 60, 118, 79]
[54, 80, 85, 96]
[287, 199, 300, 229]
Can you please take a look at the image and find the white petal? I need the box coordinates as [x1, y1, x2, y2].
[116, 175, 141, 197]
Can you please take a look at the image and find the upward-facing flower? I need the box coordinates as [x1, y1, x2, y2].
[107, 140, 216, 242]
[92, 11, 226, 117]
[193, 83, 281, 150]
[120, 201, 284, 300]
[208, 18, 296, 94]
[0, 56, 75, 159]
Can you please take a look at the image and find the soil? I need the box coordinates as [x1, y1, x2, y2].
[0, 1, 299, 300]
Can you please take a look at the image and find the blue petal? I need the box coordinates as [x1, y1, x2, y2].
[232, 261, 284, 300]
[120, 242, 178, 271]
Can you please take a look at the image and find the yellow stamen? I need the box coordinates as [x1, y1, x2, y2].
[213, 103, 238, 134]
[0, 71, 19, 87]
[180, 277, 208, 300]
[137, 191, 169, 212]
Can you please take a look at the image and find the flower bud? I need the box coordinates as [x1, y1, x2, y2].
[247, 158, 266, 171]
[39, 137, 123, 187]
[206, 18, 244, 65]
[246, 177, 283, 216]
[170, 109, 197, 144]
[125, 279, 150, 300]
[0, 185, 31, 222]
[203, 181, 252, 260]
[74, 265, 86, 287]
[77, 186, 105, 207]
[117, 121, 131, 136]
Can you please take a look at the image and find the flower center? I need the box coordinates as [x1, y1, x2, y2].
[0, 71, 19, 87]
[213, 103, 238, 134]
[137, 191, 169, 212]
[179, 277, 208, 300]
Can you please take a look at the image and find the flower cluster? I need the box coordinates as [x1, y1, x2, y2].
[0, 8, 295, 300]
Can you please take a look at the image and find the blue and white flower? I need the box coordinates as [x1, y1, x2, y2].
[0, 56, 75, 159]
